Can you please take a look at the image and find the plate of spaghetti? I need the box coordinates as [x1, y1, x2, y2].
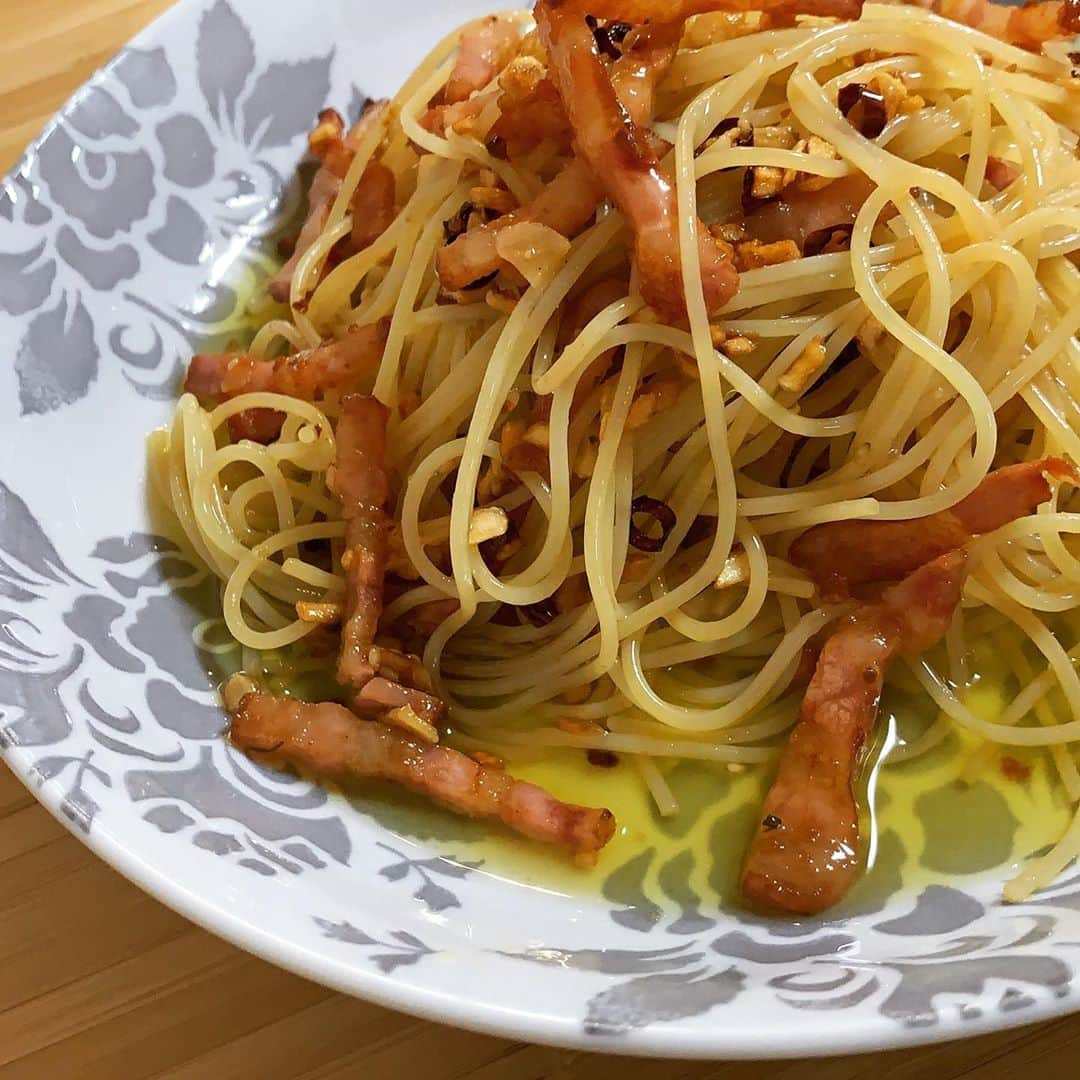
[2, 0, 1080, 1057]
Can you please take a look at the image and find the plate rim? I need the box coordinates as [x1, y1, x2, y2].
[1, 0, 1077, 1058]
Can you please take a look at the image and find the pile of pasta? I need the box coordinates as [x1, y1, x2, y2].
[151, 1, 1080, 903]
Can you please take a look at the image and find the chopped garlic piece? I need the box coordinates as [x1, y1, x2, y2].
[498, 55, 546, 95]
[296, 601, 343, 625]
[750, 164, 786, 199]
[222, 672, 259, 713]
[752, 125, 798, 150]
[737, 239, 801, 270]
[385, 704, 440, 745]
[714, 549, 751, 589]
[494, 221, 571, 286]
[523, 421, 550, 449]
[720, 335, 756, 359]
[779, 337, 828, 393]
[470, 185, 516, 213]
[468, 506, 509, 545]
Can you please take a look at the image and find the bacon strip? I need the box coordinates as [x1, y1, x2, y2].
[268, 100, 389, 303]
[790, 458, 1077, 598]
[184, 322, 388, 444]
[349, 161, 396, 252]
[446, 16, 523, 103]
[536, 2, 738, 321]
[545, 0, 862, 21]
[330, 394, 392, 689]
[985, 156, 1021, 192]
[905, 0, 1078, 48]
[741, 550, 968, 915]
[230, 692, 616, 858]
[437, 158, 601, 291]
[744, 173, 875, 250]
[185, 322, 388, 403]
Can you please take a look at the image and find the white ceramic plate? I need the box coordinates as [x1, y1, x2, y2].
[2, 0, 1080, 1058]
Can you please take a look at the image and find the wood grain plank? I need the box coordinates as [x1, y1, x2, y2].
[2, 2, 1080, 1078]
[164, 996, 422, 1080]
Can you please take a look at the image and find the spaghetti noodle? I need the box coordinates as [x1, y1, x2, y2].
[150, 0, 1080, 908]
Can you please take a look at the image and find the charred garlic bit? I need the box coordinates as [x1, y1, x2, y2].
[585, 14, 633, 59]
[221, 672, 260, 714]
[468, 505, 510, 545]
[778, 337, 829, 393]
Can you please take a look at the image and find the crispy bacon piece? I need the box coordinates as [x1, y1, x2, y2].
[536, 2, 738, 321]
[184, 322, 388, 443]
[230, 692, 616, 858]
[790, 458, 1077, 598]
[349, 161, 396, 251]
[741, 550, 968, 915]
[268, 165, 342, 304]
[906, 0, 1078, 48]
[985, 156, 1021, 192]
[353, 676, 446, 726]
[185, 322, 387, 402]
[743, 173, 875, 251]
[329, 395, 391, 688]
[436, 157, 601, 291]
[267, 100, 389, 303]
[543, 0, 862, 21]
[446, 16, 523, 103]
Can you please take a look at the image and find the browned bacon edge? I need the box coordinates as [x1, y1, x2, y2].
[329, 394, 392, 689]
[230, 692, 616, 859]
[183, 321, 388, 444]
[790, 457, 1077, 598]
[741, 550, 968, 915]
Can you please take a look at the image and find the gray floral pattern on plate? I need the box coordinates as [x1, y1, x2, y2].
[1, 0, 1078, 1057]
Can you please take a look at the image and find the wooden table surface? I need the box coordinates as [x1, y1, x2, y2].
[3, 2, 1080, 1076]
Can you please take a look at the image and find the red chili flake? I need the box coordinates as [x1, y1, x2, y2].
[587, 749, 619, 768]
[838, 83, 887, 139]
[629, 496, 677, 553]
[1001, 755, 1033, 782]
